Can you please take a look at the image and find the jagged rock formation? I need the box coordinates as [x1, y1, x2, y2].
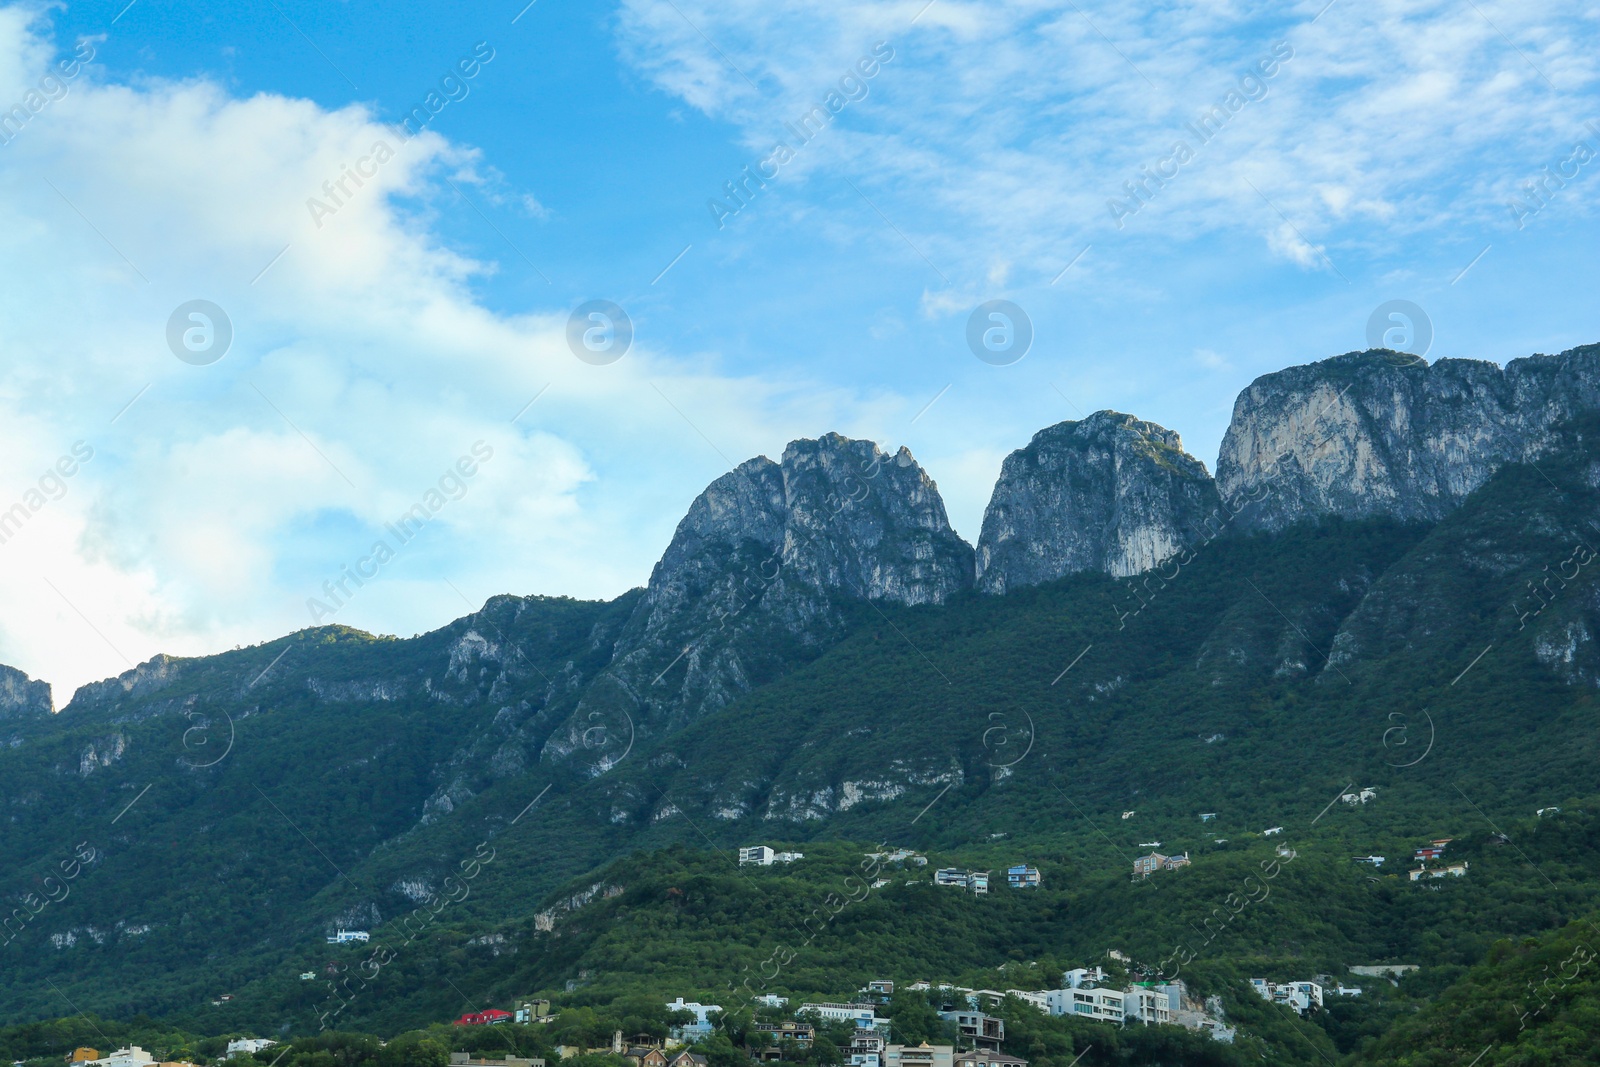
[553, 433, 973, 744]
[974, 411, 1222, 593]
[0, 664, 51, 717]
[1217, 345, 1600, 531]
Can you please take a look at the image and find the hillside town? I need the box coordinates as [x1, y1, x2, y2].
[440, 969, 1247, 1058]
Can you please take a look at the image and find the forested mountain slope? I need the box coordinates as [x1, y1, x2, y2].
[4, 347, 1600, 1062]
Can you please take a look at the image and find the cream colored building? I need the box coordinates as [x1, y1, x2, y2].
[885, 1044, 953, 1067]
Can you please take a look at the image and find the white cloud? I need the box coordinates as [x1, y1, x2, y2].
[612, 0, 1600, 278]
[0, 6, 938, 700]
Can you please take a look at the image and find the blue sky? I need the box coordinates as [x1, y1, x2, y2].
[0, 0, 1597, 697]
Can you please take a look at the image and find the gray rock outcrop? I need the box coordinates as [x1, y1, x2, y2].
[1217, 345, 1600, 530]
[975, 411, 1222, 593]
[0, 664, 51, 717]
[554, 433, 973, 740]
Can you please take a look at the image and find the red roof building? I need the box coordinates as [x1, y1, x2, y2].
[455, 1010, 513, 1026]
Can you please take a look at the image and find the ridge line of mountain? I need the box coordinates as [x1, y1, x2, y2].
[12, 340, 1598, 719]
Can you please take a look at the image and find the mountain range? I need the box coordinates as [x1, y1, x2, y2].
[5, 343, 1600, 1064]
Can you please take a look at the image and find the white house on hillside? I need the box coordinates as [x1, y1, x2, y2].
[739, 846, 803, 866]
[1251, 979, 1323, 1015]
[96, 1049, 154, 1067]
[799, 1003, 889, 1031]
[227, 1040, 277, 1057]
[667, 998, 722, 1039]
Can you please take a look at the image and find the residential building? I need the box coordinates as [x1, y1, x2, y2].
[799, 1002, 889, 1030]
[1409, 862, 1469, 881]
[867, 849, 927, 866]
[752, 1023, 814, 1047]
[933, 868, 989, 894]
[938, 1011, 1004, 1050]
[1352, 856, 1385, 866]
[755, 995, 789, 1009]
[1120, 811, 1135, 819]
[1065, 988, 1127, 1023]
[848, 1030, 885, 1067]
[225, 1042, 276, 1058]
[1006, 865, 1041, 889]
[326, 929, 369, 944]
[455, 1010, 513, 1026]
[1250, 980, 1323, 1015]
[449, 1055, 544, 1067]
[666, 999, 721, 1040]
[1005, 990, 1049, 1012]
[66, 1052, 98, 1064]
[96, 1050, 154, 1067]
[953, 1053, 1027, 1067]
[1538, 806, 1562, 816]
[1152, 981, 1185, 1014]
[1132, 852, 1189, 878]
[739, 845, 802, 865]
[667, 1054, 706, 1067]
[1198, 813, 1217, 822]
[862, 979, 894, 1000]
[298, 971, 316, 980]
[884, 1045, 953, 1067]
[622, 1049, 667, 1067]
[748, 1023, 815, 1060]
[1340, 788, 1378, 804]
[1413, 847, 1445, 862]
[1125, 988, 1171, 1024]
[1333, 985, 1363, 997]
[1263, 827, 1283, 837]
[1132, 852, 1166, 878]
[1062, 966, 1107, 990]
[515, 1000, 552, 1024]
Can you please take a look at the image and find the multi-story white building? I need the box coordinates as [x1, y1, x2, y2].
[847, 1029, 885, 1067]
[1064, 988, 1127, 1023]
[96, 1049, 154, 1067]
[326, 929, 369, 944]
[1005, 990, 1049, 1012]
[938, 1011, 1004, 1050]
[799, 1003, 889, 1031]
[738, 846, 803, 866]
[1057, 986, 1170, 1025]
[933, 869, 989, 894]
[1250, 980, 1324, 1015]
[667, 998, 722, 1039]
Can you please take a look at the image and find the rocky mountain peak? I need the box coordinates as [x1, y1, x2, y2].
[1217, 344, 1600, 530]
[975, 410, 1221, 593]
[0, 664, 52, 717]
[777, 433, 972, 605]
[556, 432, 974, 742]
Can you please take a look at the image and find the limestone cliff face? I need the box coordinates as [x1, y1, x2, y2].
[0, 664, 51, 717]
[1216, 345, 1600, 530]
[552, 433, 973, 744]
[974, 412, 1222, 593]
